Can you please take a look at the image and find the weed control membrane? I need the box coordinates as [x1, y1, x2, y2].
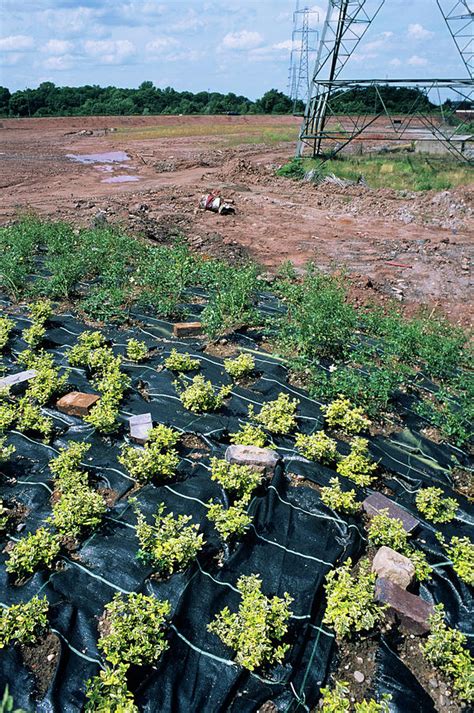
[0, 299, 472, 713]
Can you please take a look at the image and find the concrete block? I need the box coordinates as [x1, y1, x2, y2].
[129, 413, 153, 445]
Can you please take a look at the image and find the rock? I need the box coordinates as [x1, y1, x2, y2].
[363, 492, 419, 533]
[0, 369, 37, 394]
[129, 413, 153, 445]
[429, 678, 438, 689]
[225, 445, 280, 475]
[353, 671, 365, 683]
[372, 546, 415, 589]
[375, 577, 434, 634]
[92, 210, 108, 228]
[172, 322, 202, 338]
[257, 703, 278, 713]
[56, 392, 99, 417]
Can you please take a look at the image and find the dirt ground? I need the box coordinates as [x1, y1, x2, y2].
[0, 115, 472, 325]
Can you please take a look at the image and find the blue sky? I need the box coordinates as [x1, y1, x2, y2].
[0, 1, 470, 97]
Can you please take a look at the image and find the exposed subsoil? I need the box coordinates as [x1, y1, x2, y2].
[0, 115, 472, 325]
[20, 632, 61, 699]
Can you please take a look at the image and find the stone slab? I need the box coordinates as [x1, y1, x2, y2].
[173, 322, 202, 338]
[0, 369, 37, 394]
[225, 445, 279, 475]
[372, 546, 415, 589]
[363, 492, 419, 533]
[56, 392, 99, 417]
[129, 413, 153, 445]
[375, 577, 434, 634]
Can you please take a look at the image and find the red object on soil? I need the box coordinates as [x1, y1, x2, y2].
[384, 262, 413, 268]
[173, 322, 203, 337]
[56, 392, 99, 417]
[375, 577, 434, 634]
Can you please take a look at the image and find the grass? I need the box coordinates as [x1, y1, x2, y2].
[117, 122, 298, 145]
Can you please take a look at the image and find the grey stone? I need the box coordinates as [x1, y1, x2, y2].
[0, 369, 37, 394]
[129, 413, 153, 445]
[354, 671, 365, 683]
[363, 492, 419, 533]
[225, 445, 279, 475]
[375, 577, 434, 634]
[372, 546, 415, 589]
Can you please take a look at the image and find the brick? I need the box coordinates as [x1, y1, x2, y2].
[363, 492, 419, 533]
[129, 413, 153, 445]
[375, 577, 434, 634]
[56, 392, 99, 417]
[372, 546, 415, 590]
[225, 445, 279, 475]
[172, 322, 202, 338]
[0, 369, 37, 394]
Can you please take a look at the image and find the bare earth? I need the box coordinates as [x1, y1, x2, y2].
[1, 115, 472, 325]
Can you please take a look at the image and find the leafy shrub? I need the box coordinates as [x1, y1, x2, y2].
[276, 158, 305, 179]
[249, 392, 299, 435]
[229, 423, 269, 448]
[84, 394, 120, 434]
[177, 375, 232, 413]
[421, 604, 473, 702]
[0, 392, 16, 432]
[323, 558, 384, 639]
[322, 396, 371, 434]
[84, 351, 130, 434]
[119, 425, 180, 483]
[22, 300, 53, 349]
[164, 349, 200, 372]
[98, 592, 171, 667]
[224, 353, 255, 379]
[320, 681, 391, 712]
[0, 596, 49, 648]
[16, 397, 53, 440]
[415, 487, 458, 523]
[126, 338, 148, 362]
[0, 500, 9, 531]
[0, 317, 13, 351]
[208, 574, 293, 671]
[295, 431, 339, 464]
[320, 478, 360, 514]
[49, 441, 91, 493]
[134, 502, 204, 575]
[48, 486, 106, 538]
[444, 536, 474, 586]
[68, 331, 105, 367]
[19, 350, 68, 405]
[368, 511, 432, 582]
[201, 264, 259, 339]
[336, 437, 377, 486]
[206, 500, 251, 542]
[85, 664, 138, 713]
[210, 457, 262, 503]
[0, 436, 15, 463]
[5, 527, 61, 578]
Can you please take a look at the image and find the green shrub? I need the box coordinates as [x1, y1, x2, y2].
[210, 457, 262, 503]
[22, 300, 53, 349]
[201, 264, 259, 339]
[0, 392, 16, 432]
[320, 681, 391, 712]
[0, 436, 15, 463]
[323, 558, 384, 639]
[336, 437, 377, 486]
[0, 500, 9, 531]
[85, 664, 138, 713]
[84, 394, 120, 434]
[134, 502, 204, 575]
[68, 331, 105, 367]
[421, 604, 473, 702]
[5, 527, 61, 578]
[16, 397, 53, 440]
[177, 375, 232, 413]
[0, 596, 49, 648]
[224, 353, 255, 379]
[119, 425, 180, 483]
[0, 317, 13, 351]
[444, 536, 474, 586]
[126, 338, 148, 362]
[98, 592, 171, 667]
[206, 500, 251, 542]
[19, 350, 68, 405]
[83, 353, 130, 434]
[208, 574, 293, 671]
[320, 478, 360, 514]
[48, 486, 106, 538]
[135, 241, 196, 317]
[368, 511, 432, 582]
[415, 487, 458, 523]
[49, 441, 91, 493]
[276, 158, 305, 180]
[295, 431, 339, 464]
[164, 349, 200, 372]
[229, 423, 269, 448]
[322, 396, 371, 434]
[249, 392, 299, 435]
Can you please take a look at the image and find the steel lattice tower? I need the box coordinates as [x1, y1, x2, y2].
[288, 4, 319, 110]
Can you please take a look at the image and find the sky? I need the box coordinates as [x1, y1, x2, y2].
[0, 0, 471, 98]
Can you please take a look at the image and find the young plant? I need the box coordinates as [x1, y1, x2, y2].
[98, 592, 171, 667]
[68, 331, 105, 367]
[164, 349, 200, 373]
[210, 457, 262, 503]
[248, 392, 299, 435]
[84, 394, 120, 434]
[336, 437, 377, 487]
[323, 558, 384, 639]
[322, 396, 371, 435]
[295, 431, 339, 464]
[48, 486, 106, 539]
[16, 397, 53, 440]
[368, 511, 432, 582]
[85, 664, 138, 713]
[415, 487, 458, 523]
[201, 264, 259, 339]
[0, 436, 15, 463]
[0, 500, 9, 531]
[126, 338, 148, 362]
[229, 423, 269, 448]
[320, 478, 360, 514]
[19, 350, 68, 405]
[208, 574, 293, 671]
[0, 595, 49, 648]
[177, 375, 231, 413]
[206, 500, 251, 542]
[443, 535, 474, 586]
[0, 316, 13, 351]
[224, 353, 255, 380]
[320, 681, 391, 712]
[22, 299, 53, 349]
[49, 440, 91, 493]
[421, 604, 473, 703]
[119, 425, 180, 483]
[134, 502, 205, 575]
[5, 527, 61, 578]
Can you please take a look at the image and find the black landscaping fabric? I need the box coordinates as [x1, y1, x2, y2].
[0, 298, 472, 713]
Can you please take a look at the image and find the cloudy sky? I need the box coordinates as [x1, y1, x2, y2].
[0, 0, 470, 97]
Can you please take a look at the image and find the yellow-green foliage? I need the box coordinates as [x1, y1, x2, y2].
[49, 440, 91, 493]
[16, 397, 53, 440]
[445, 536, 474, 586]
[68, 331, 105, 367]
[177, 375, 231, 413]
[208, 574, 293, 671]
[0, 435, 15, 463]
[22, 299, 53, 349]
[5, 527, 61, 578]
[0, 316, 13, 351]
[207, 500, 251, 541]
[322, 396, 371, 434]
[320, 681, 391, 712]
[320, 478, 359, 514]
[48, 486, 106, 538]
[323, 558, 384, 639]
[421, 604, 473, 703]
[229, 423, 269, 448]
[368, 511, 432, 582]
[210, 457, 262, 503]
[134, 502, 204, 575]
[249, 392, 299, 435]
[19, 350, 68, 405]
[164, 349, 200, 372]
[0, 596, 49, 648]
[224, 353, 255, 379]
[0, 389, 16, 432]
[336, 437, 377, 486]
[415, 487, 458, 523]
[126, 338, 148, 362]
[295, 431, 339, 464]
[119, 424, 180, 483]
[85, 664, 138, 713]
[0, 499, 9, 531]
[84, 347, 130, 434]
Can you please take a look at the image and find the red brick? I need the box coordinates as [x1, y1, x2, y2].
[56, 392, 99, 417]
[363, 492, 419, 533]
[375, 577, 434, 634]
[172, 322, 202, 338]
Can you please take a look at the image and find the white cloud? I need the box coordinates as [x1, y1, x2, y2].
[389, 58, 402, 67]
[43, 54, 73, 71]
[0, 34, 34, 51]
[39, 8, 105, 37]
[145, 38, 180, 55]
[272, 40, 295, 52]
[407, 24, 433, 40]
[83, 39, 135, 65]
[221, 30, 263, 51]
[41, 39, 73, 55]
[408, 54, 428, 66]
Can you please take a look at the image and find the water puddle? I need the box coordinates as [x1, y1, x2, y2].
[101, 175, 140, 183]
[66, 151, 130, 164]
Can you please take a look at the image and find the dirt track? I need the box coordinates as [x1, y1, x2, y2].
[1, 115, 472, 325]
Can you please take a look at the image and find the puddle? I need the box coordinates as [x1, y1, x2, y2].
[66, 151, 130, 164]
[101, 175, 140, 183]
